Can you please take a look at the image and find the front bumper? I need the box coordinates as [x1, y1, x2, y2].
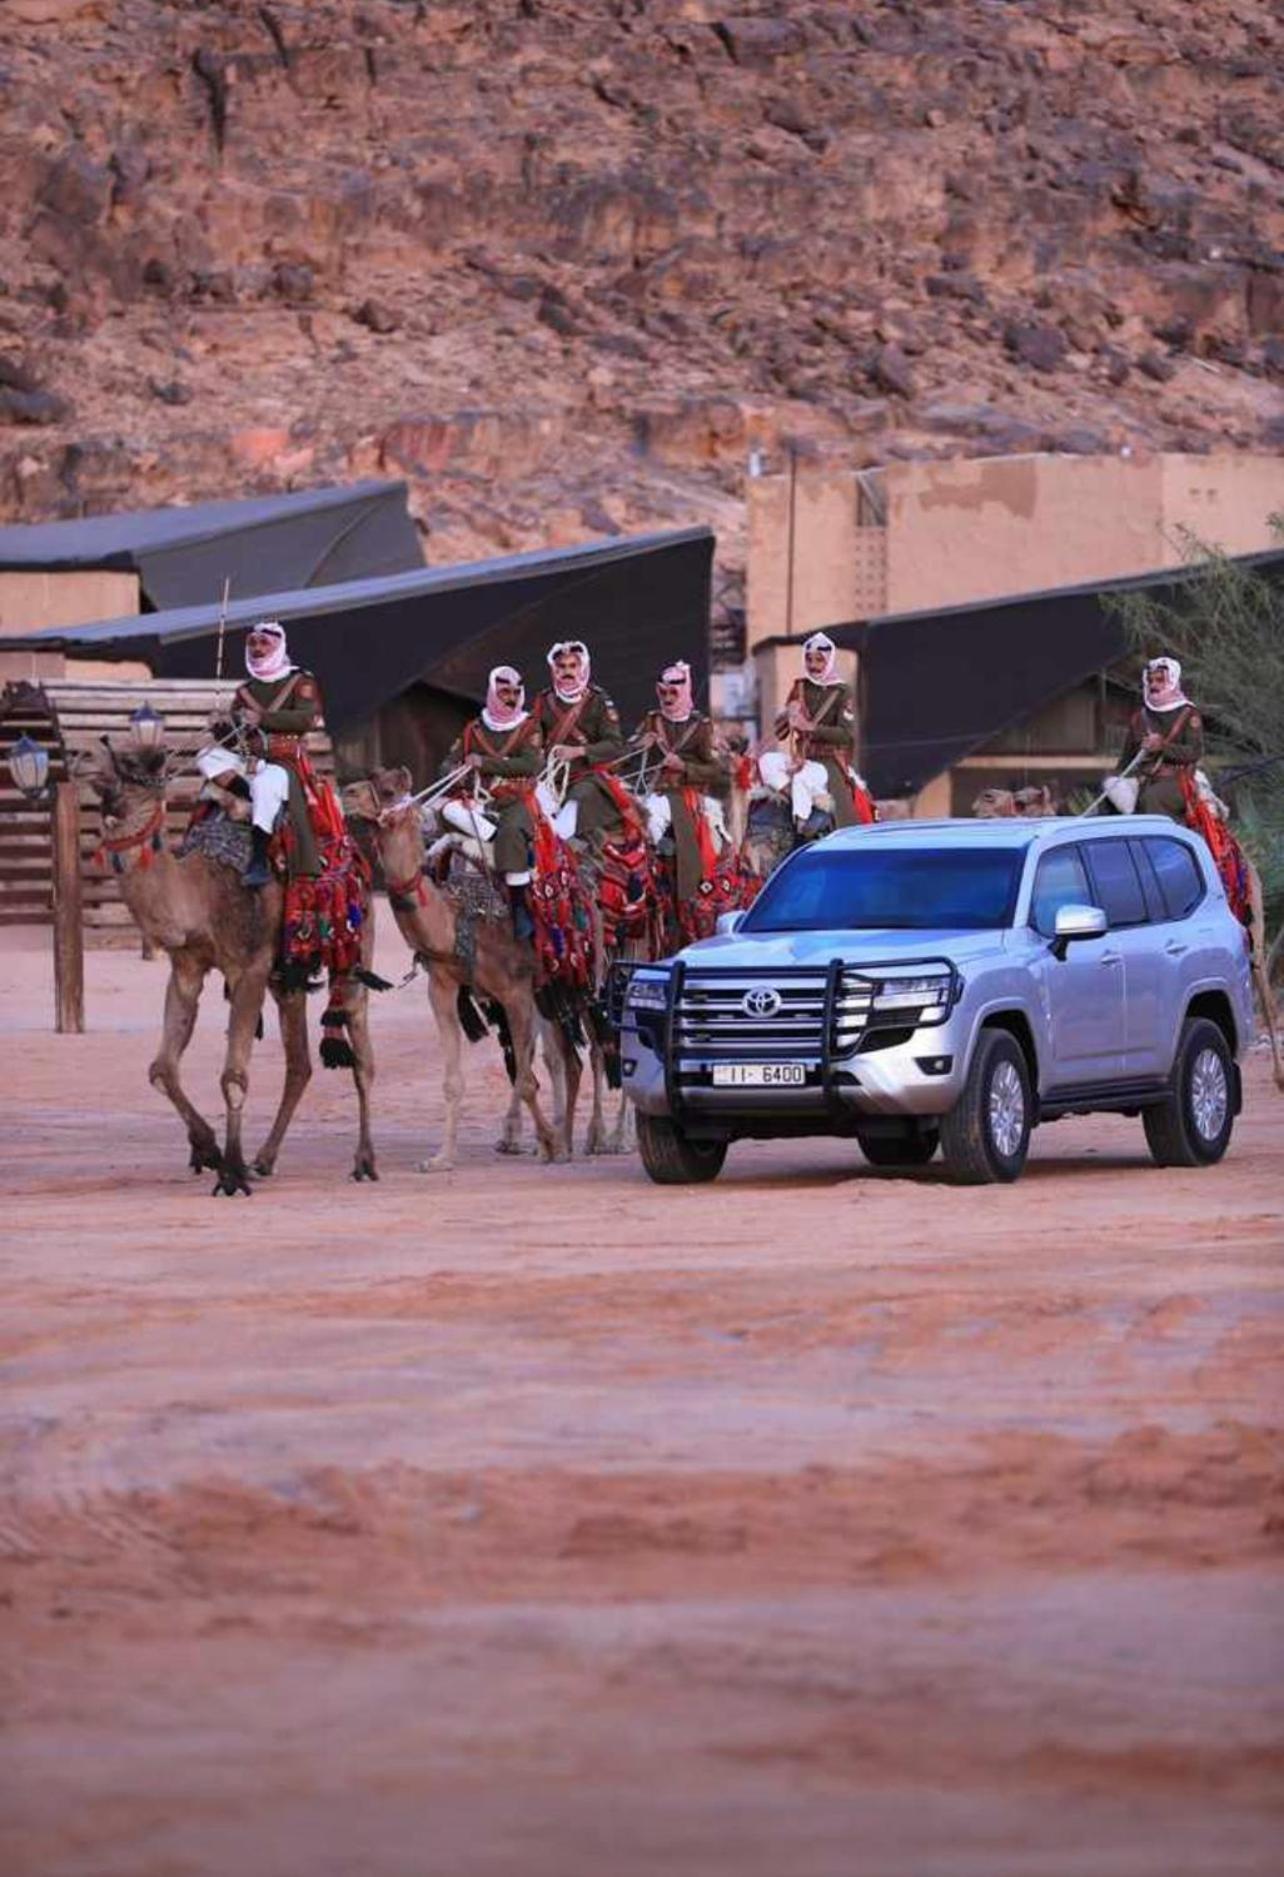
[619, 959, 973, 1136]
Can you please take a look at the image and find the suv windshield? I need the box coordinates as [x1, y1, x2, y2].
[742, 845, 1025, 933]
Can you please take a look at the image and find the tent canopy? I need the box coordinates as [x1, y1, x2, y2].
[792, 548, 1284, 798]
[15, 526, 716, 735]
[0, 481, 422, 611]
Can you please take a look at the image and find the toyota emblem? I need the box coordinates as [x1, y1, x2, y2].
[742, 987, 782, 1018]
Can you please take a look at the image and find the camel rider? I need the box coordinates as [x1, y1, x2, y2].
[233, 621, 324, 888]
[440, 666, 543, 939]
[533, 640, 626, 843]
[630, 662, 730, 902]
[1114, 656, 1204, 822]
[758, 632, 870, 835]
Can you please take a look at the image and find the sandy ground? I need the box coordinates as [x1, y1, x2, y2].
[1, 918, 1282, 1877]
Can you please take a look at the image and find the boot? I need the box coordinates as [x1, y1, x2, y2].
[507, 881, 535, 942]
[244, 825, 273, 888]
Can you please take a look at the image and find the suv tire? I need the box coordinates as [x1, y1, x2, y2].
[857, 1126, 939, 1169]
[637, 1114, 728, 1185]
[939, 1029, 1031, 1185]
[1143, 1016, 1235, 1168]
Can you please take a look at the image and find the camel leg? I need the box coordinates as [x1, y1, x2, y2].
[544, 1017, 568, 1142]
[421, 970, 465, 1172]
[584, 1039, 609, 1155]
[549, 1020, 582, 1163]
[495, 1079, 526, 1155]
[251, 987, 312, 1178]
[1253, 957, 1284, 1091]
[607, 1086, 635, 1155]
[342, 977, 378, 1181]
[148, 951, 221, 1174]
[214, 968, 268, 1196]
[505, 996, 560, 1163]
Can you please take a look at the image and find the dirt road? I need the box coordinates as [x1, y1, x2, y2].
[2, 924, 1281, 1877]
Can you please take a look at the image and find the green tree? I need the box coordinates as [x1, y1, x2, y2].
[1105, 523, 1284, 972]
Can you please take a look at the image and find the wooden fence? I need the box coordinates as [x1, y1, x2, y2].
[0, 679, 334, 934]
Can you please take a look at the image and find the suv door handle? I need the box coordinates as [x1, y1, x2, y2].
[1164, 940, 1188, 957]
[1099, 952, 1121, 966]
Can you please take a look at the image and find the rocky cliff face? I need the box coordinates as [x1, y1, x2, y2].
[1, 0, 1280, 598]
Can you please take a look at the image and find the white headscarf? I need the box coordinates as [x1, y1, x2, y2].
[657, 661, 694, 724]
[245, 620, 294, 683]
[1143, 657, 1189, 712]
[547, 640, 591, 704]
[803, 632, 838, 684]
[482, 665, 528, 733]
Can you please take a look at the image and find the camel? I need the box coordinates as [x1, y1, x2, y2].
[89, 740, 379, 1192]
[344, 769, 572, 1170]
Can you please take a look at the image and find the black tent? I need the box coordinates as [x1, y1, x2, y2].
[0, 481, 422, 612]
[801, 548, 1284, 798]
[14, 525, 715, 739]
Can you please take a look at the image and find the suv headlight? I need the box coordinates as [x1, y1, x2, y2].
[625, 972, 670, 1011]
[869, 972, 954, 1026]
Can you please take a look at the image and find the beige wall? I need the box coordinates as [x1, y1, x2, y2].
[0, 570, 144, 685]
[747, 465, 886, 644]
[0, 570, 140, 636]
[747, 452, 1282, 640]
[884, 455, 1167, 613]
[1159, 454, 1284, 558]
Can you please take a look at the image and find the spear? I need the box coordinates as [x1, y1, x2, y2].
[214, 576, 231, 683]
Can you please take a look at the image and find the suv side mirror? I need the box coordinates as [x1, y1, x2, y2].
[1051, 903, 1107, 960]
[715, 910, 746, 937]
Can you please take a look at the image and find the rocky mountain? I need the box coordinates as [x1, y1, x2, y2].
[1, 0, 1281, 604]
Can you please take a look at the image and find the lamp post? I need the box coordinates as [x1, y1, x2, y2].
[7, 733, 83, 1034]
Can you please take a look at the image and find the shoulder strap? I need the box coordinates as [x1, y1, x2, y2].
[1157, 706, 1193, 751]
[808, 684, 843, 729]
[550, 694, 589, 745]
[266, 671, 304, 714]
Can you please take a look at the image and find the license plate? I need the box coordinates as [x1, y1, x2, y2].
[711, 1063, 807, 1088]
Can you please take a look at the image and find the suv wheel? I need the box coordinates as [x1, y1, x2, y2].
[637, 1114, 728, 1185]
[857, 1126, 939, 1169]
[939, 1029, 1032, 1185]
[1143, 1017, 1234, 1168]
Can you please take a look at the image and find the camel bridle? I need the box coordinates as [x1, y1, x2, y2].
[95, 795, 167, 874]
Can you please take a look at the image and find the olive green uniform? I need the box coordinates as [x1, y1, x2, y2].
[774, 678, 861, 828]
[442, 714, 543, 874]
[533, 685, 626, 838]
[631, 708, 728, 902]
[1117, 704, 1203, 822]
[235, 670, 323, 876]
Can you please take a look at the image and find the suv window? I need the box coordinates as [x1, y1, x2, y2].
[1143, 836, 1205, 920]
[1084, 838, 1148, 928]
[1030, 845, 1092, 938]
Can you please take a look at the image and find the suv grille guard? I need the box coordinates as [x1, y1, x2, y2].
[654, 956, 963, 1125]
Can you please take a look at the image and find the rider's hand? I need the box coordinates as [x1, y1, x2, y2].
[1141, 732, 1163, 753]
[465, 752, 485, 771]
[240, 703, 262, 728]
[551, 743, 580, 765]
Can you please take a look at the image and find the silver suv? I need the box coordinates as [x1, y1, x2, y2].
[620, 818, 1254, 1185]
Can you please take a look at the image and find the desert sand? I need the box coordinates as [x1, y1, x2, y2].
[1, 918, 1281, 1877]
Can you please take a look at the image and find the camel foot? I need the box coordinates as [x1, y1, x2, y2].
[351, 1153, 379, 1182]
[189, 1138, 223, 1175]
[417, 1154, 455, 1174]
[584, 1128, 607, 1157]
[493, 1136, 526, 1156]
[251, 1156, 276, 1179]
[212, 1162, 252, 1197]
